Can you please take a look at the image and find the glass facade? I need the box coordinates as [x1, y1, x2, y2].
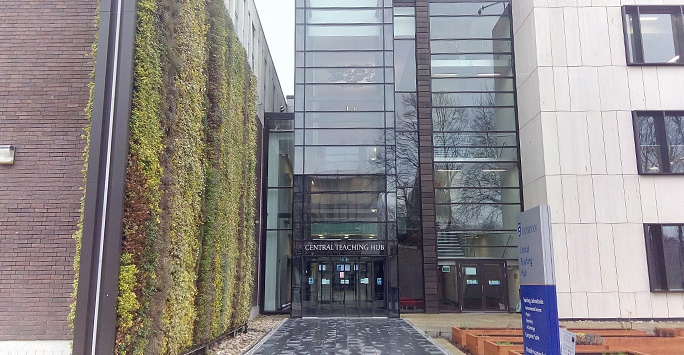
[291, 0, 398, 317]
[262, 0, 522, 315]
[428, 0, 521, 312]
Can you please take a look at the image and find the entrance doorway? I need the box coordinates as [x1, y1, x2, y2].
[439, 260, 509, 312]
[302, 257, 386, 317]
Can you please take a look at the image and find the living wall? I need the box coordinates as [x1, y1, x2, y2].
[73, 1, 259, 354]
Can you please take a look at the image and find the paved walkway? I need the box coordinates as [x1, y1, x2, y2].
[247, 318, 449, 355]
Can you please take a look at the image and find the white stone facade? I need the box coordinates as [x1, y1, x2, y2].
[513, 0, 684, 319]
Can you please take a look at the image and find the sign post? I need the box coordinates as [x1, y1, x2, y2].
[517, 205, 561, 355]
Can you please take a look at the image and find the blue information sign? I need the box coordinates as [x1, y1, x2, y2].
[517, 206, 561, 355]
[520, 285, 560, 354]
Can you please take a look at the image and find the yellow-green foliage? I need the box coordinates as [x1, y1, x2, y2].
[117, 253, 141, 354]
[114, 0, 164, 353]
[73, 0, 260, 353]
[161, 0, 208, 353]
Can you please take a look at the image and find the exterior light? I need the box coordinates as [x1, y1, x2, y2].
[0, 145, 15, 165]
[371, 208, 377, 213]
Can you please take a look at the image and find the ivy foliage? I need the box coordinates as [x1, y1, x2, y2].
[72, 0, 261, 354]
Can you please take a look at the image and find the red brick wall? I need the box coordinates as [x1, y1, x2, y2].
[0, 0, 97, 340]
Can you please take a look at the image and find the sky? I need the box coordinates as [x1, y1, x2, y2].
[254, 0, 295, 96]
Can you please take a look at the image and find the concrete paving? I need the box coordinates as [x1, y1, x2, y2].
[247, 318, 450, 355]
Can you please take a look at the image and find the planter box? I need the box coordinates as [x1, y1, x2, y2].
[567, 328, 648, 337]
[575, 344, 610, 352]
[483, 340, 523, 355]
[604, 336, 684, 355]
[465, 334, 522, 355]
[452, 327, 521, 346]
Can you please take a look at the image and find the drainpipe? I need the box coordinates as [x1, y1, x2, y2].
[72, 0, 137, 353]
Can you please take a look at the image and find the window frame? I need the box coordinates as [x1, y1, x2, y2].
[644, 224, 684, 292]
[623, 5, 684, 65]
[632, 110, 684, 175]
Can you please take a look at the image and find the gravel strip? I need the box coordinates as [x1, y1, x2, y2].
[209, 315, 288, 355]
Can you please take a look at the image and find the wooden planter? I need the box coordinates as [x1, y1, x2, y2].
[482, 340, 523, 355]
[451, 327, 521, 346]
[603, 336, 684, 355]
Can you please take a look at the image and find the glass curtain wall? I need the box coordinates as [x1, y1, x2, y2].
[263, 118, 294, 312]
[293, 0, 397, 316]
[393, 6, 424, 311]
[429, 1, 521, 259]
[428, 1, 522, 311]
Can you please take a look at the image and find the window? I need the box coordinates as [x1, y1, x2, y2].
[633, 111, 684, 174]
[623, 6, 684, 64]
[645, 224, 684, 291]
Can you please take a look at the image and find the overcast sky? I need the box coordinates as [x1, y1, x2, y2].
[254, 0, 295, 96]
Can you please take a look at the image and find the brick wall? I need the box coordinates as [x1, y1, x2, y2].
[0, 0, 97, 340]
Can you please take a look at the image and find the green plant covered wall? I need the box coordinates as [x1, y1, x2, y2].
[72, 0, 260, 354]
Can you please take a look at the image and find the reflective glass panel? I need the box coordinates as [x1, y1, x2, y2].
[309, 192, 386, 222]
[263, 230, 293, 311]
[431, 39, 511, 54]
[435, 187, 520, 204]
[432, 54, 512, 77]
[434, 163, 520, 188]
[395, 40, 417, 91]
[304, 146, 385, 174]
[305, 129, 385, 145]
[436, 203, 520, 230]
[432, 77, 514, 92]
[640, 12, 678, 63]
[306, 51, 384, 67]
[307, 25, 383, 50]
[396, 131, 419, 186]
[432, 92, 515, 107]
[636, 114, 662, 173]
[306, 112, 385, 128]
[309, 175, 386, 192]
[665, 114, 684, 173]
[306, 68, 384, 84]
[306, 0, 383, 8]
[308, 223, 386, 238]
[266, 189, 293, 229]
[394, 16, 415, 38]
[395, 93, 418, 131]
[433, 146, 518, 163]
[307, 9, 383, 23]
[267, 131, 294, 187]
[431, 107, 517, 132]
[430, 2, 509, 16]
[305, 84, 385, 111]
[662, 226, 684, 290]
[430, 16, 511, 40]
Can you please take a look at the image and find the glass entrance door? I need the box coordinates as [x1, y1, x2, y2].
[302, 257, 387, 317]
[453, 260, 508, 312]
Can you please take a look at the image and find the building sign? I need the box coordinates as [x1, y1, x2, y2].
[517, 205, 561, 355]
[302, 240, 386, 255]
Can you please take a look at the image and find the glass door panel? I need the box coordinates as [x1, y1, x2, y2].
[319, 259, 332, 316]
[346, 260, 359, 317]
[483, 263, 506, 311]
[332, 262, 349, 316]
[358, 258, 373, 316]
[461, 263, 483, 311]
[373, 259, 386, 315]
[303, 260, 319, 316]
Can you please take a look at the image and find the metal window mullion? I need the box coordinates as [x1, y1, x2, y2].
[655, 112, 672, 173]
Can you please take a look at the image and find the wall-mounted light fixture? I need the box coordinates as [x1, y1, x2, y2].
[0, 145, 15, 165]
